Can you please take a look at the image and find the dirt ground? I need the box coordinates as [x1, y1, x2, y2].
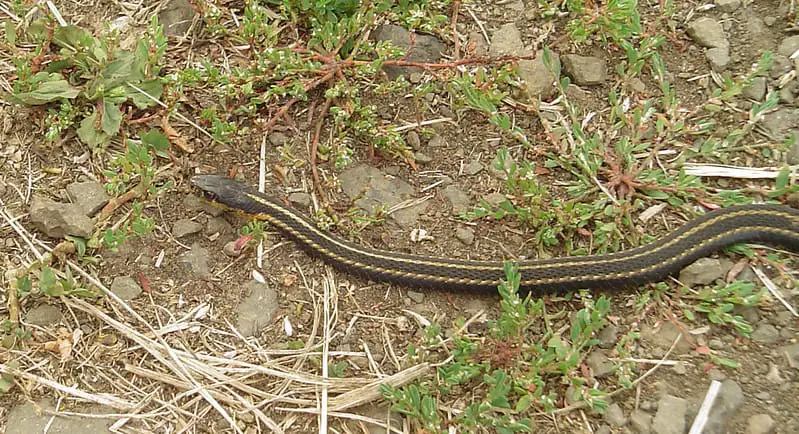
[1, 0, 799, 433]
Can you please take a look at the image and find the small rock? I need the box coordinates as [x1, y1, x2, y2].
[29, 196, 94, 238]
[339, 164, 427, 228]
[733, 305, 760, 325]
[652, 395, 687, 434]
[708, 338, 724, 350]
[672, 361, 688, 375]
[371, 24, 446, 80]
[442, 185, 470, 215]
[406, 131, 421, 149]
[483, 192, 507, 207]
[407, 290, 425, 303]
[678, 257, 727, 286]
[463, 160, 484, 176]
[770, 55, 793, 79]
[754, 391, 771, 401]
[587, 350, 615, 377]
[467, 31, 488, 56]
[172, 219, 203, 238]
[763, 16, 777, 26]
[706, 47, 730, 72]
[778, 35, 799, 57]
[408, 72, 423, 84]
[518, 50, 560, 100]
[223, 240, 242, 257]
[641, 322, 691, 354]
[179, 244, 211, 279]
[455, 227, 475, 245]
[428, 134, 447, 147]
[561, 54, 607, 85]
[66, 181, 109, 216]
[765, 363, 783, 382]
[780, 343, 799, 369]
[604, 403, 627, 427]
[6, 399, 111, 434]
[110, 276, 142, 301]
[704, 380, 745, 433]
[686, 18, 729, 49]
[489, 23, 526, 57]
[751, 323, 780, 344]
[414, 152, 433, 164]
[268, 132, 289, 146]
[25, 305, 63, 326]
[158, 0, 196, 36]
[708, 367, 727, 381]
[205, 217, 232, 236]
[288, 192, 312, 208]
[715, 0, 740, 12]
[746, 414, 775, 434]
[597, 324, 618, 349]
[743, 77, 767, 101]
[630, 409, 652, 434]
[236, 280, 279, 337]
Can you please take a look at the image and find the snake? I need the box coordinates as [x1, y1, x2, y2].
[191, 174, 799, 294]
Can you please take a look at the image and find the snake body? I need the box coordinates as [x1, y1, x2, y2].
[191, 175, 799, 293]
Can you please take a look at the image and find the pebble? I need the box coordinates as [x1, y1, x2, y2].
[406, 131, 421, 149]
[586, 350, 615, 378]
[604, 403, 627, 427]
[652, 395, 687, 434]
[455, 227, 475, 245]
[428, 134, 447, 147]
[407, 290, 425, 303]
[110, 276, 143, 301]
[414, 152, 433, 164]
[597, 324, 618, 349]
[751, 323, 780, 344]
[236, 280, 279, 337]
[25, 305, 63, 326]
[463, 160, 484, 176]
[746, 414, 775, 434]
[223, 240, 242, 257]
[172, 219, 203, 238]
[630, 409, 652, 434]
[288, 192, 312, 208]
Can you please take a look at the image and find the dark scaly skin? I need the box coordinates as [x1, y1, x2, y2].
[191, 175, 799, 294]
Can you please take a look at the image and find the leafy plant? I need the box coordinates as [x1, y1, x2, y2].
[9, 16, 166, 147]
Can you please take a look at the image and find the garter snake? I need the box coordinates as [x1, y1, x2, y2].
[191, 174, 799, 293]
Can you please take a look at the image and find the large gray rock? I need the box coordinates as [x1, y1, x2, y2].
[371, 24, 446, 80]
[66, 181, 109, 216]
[339, 164, 427, 228]
[236, 280, 279, 337]
[561, 54, 607, 85]
[29, 195, 94, 238]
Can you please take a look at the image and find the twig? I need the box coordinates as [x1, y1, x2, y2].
[310, 97, 333, 197]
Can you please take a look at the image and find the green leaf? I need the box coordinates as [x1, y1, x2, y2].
[102, 102, 122, 136]
[125, 79, 163, 109]
[776, 166, 790, 189]
[65, 236, 87, 257]
[77, 112, 111, 147]
[141, 130, 170, 158]
[0, 360, 19, 393]
[642, 189, 669, 199]
[39, 267, 62, 296]
[16, 276, 32, 298]
[52, 25, 97, 52]
[9, 80, 80, 105]
[5, 20, 15, 45]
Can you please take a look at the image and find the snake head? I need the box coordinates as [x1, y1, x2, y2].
[190, 174, 253, 209]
